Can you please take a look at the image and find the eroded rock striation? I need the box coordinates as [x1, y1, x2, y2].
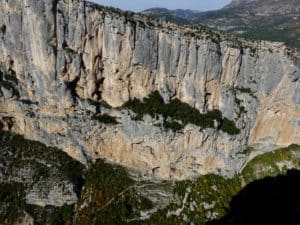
[0, 0, 299, 180]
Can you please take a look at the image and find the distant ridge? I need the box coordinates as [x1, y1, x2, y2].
[142, 0, 300, 48]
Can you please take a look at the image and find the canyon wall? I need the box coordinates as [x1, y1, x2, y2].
[0, 0, 299, 180]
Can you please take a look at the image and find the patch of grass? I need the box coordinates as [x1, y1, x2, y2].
[240, 144, 300, 184]
[123, 91, 240, 135]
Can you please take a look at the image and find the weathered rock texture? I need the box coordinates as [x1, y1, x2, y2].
[0, 132, 84, 208]
[0, 0, 299, 180]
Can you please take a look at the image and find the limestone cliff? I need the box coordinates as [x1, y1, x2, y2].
[0, 0, 299, 180]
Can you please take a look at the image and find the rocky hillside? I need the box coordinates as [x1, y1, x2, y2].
[1, 131, 299, 225]
[143, 0, 300, 48]
[0, 0, 299, 181]
[142, 8, 197, 25]
[225, 0, 300, 14]
[0, 0, 300, 224]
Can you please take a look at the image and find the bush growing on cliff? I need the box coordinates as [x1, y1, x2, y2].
[219, 118, 241, 135]
[123, 91, 164, 120]
[163, 121, 184, 132]
[123, 91, 240, 134]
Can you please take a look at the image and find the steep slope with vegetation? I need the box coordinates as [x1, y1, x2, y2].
[0, 0, 299, 224]
[143, 0, 300, 48]
[1, 132, 299, 224]
[0, 131, 84, 225]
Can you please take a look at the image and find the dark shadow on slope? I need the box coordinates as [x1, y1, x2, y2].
[206, 169, 300, 225]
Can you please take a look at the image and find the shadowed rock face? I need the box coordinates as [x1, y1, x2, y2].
[0, 0, 299, 180]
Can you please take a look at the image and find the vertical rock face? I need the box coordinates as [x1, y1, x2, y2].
[0, 0, 299, 180]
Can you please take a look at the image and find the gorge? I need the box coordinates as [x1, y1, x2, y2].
[0, 0, 299, 224]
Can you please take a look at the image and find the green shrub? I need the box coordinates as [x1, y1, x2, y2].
[219, 118, 240, 135]
[164, 121, 184, 132]
[123, 91, 240, 135]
